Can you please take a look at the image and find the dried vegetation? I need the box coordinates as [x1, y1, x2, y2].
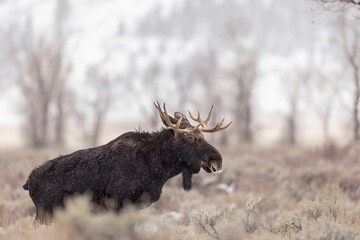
[1, 144, 360, 239]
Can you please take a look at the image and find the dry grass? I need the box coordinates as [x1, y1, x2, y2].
[1, 144, 360, 239]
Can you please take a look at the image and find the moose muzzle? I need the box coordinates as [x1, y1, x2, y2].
[201, 152, 223, 173]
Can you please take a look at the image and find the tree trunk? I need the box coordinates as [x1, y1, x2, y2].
[28, 109, 40, 148]
[237, 85, 253, 144]
[39, 101, 49, 147]
[352, 72, 360, 142]
[286, 114, 297, 145]
[322, 112, 330, 143]
[90, 112, 104, 147]
[284, 97, 298, 146]
[54, 93, 65, 147]
[242, 100, 253, 143]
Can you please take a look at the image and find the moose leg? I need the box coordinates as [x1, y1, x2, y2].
[44, 210, 52, 226]
[135, 192, 152, 207]
[100, 196, 118, 211]
[182, 169, 193, 191]
[34, 207, 45, 225]
[34, 206, 52, 225]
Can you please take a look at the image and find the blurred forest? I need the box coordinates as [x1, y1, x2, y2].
[0, 0, 359, 149]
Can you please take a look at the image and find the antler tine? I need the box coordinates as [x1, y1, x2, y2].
[155, 101, 231, 134]
[188, 110, 198, 122]
[161, 102, 168, 120]
[188, 110, 206, 127]
[188, 105, 214, 127]
[162, 103, 184, 129]
[154, 101, 167, 123]
[175, 115, 183, 129]
[161, 102, 175, 126]
[155, 101, 172, 126]
[204, 105, 214, 125]
[188, 105, 231, 133]
[221, 121, 232, 130]
[201, 119, 232, 133]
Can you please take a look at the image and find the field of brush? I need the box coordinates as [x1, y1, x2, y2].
[1, 143, 360, 240]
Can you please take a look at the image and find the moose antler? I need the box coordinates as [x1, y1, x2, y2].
[154, 101, 200, 135]
[188, 106, 232, 133]
[154, 101, 231, 135]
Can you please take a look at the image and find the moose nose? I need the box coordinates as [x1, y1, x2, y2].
[204, 153, 222, 173]
[210, 162, 223, 173]
[209, 161, 222, 173]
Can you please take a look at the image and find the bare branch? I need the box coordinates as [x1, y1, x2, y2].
[11, 36, 71, 148]
[317, 0, 360, 6]
[75, 65, 113, 147]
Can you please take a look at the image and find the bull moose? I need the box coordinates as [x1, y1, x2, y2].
[23, 101, 231, 224]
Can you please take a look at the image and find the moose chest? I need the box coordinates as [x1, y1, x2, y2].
[106, 159, 165, 205]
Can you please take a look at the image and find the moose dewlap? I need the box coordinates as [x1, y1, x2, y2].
[23, 101, 231, 224]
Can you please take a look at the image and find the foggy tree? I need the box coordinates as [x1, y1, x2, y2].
[120, 52, 164, 129]
[231, 57, 257, 144]
[305, 70, 337, 143]
[197, 47, 221, 110]
[76, 66, 113, 147]
[53, 62, 71, 148]
[172, 62, 195, 110]
[314, 0, 360, 7]
[312, 3, 360, 142]
[281, 69, 310, 146]
[8, 0, 72, 148]
[11, 38, 71, 148]
[194, 47, 231, 145]
[226, 24, 258, 144]
[52, 0, 72, 147]
[136, 59, 162, 129]
[313, 0, 360, 24]
[196, 48, 219, 103]
[338, 16, 360, 142]
[171, 54, 232, 145]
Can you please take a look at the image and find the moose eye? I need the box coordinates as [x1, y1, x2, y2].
[186, 135, 197, 142]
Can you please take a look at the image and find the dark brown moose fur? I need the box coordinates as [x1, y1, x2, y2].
[23, 128, 224, 224]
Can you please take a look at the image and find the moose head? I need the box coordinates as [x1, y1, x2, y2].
[154, 101, 231, 190]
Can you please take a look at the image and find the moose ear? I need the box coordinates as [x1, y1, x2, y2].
[174, 112, 194, 129]
[160, 115, 177, 127]
[182, 169, 193, 191]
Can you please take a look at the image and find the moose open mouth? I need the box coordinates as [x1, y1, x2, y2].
[201, 160, 222, 173]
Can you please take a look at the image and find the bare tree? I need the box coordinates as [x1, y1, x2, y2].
[51, 0, 71, 148]
[11, 37, 71, 148]
[226, 23, 258, 144]
[311, 3, 360, 143]
[171, 52, 231, 145]
[53, 70, 70, 148]
[195, 47, 229, 144]
[305, 70, 337, 143]
[134, 59, 162, 129]
[336, 15, 360, 142]
[281, 69, 310, 146]
[76, 66, 113, 147]
[314, 0, 360, 7]
[172, 62, 195, 110]
[312, 0, 360, 24]
[53, 40, 72, 148]
[232, 58, 257, 144]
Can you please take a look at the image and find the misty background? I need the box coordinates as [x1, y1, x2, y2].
[0, 0, 359, 149]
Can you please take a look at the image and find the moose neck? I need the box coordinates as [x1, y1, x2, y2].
[146, 129, 184, 181]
